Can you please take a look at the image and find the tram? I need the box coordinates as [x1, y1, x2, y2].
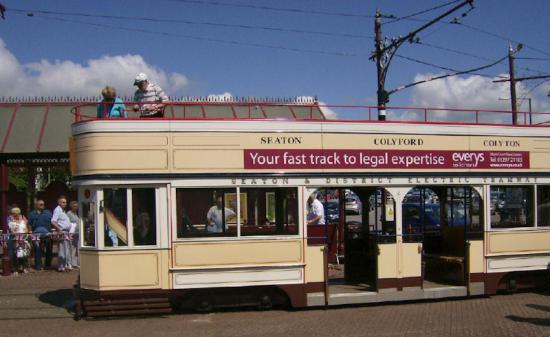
[71, 102, 550, 316]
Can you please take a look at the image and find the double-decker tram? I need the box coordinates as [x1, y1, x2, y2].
[71, 102, 550, 317]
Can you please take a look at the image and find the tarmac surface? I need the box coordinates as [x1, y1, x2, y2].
[0, 271, 549, 337]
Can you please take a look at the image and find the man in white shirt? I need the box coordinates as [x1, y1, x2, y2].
[307, 192, 325, 226]
[132, 73, 169, 117]
[51, 196, 72, 272]
[206, 195, 236, 233]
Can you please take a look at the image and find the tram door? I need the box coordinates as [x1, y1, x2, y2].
[403, 186, 483, 287]
[308, 187, 395, 291]
[344, 188, 395, 290]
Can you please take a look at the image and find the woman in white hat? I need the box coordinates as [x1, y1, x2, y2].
[8, 207, 31, 274]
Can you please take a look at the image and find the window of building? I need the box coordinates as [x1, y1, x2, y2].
[240, 187, 298, 236]
[103, 188, 128, 247]
[490, 186, 534, 228]
[537, 185, 550, 227]
[177, 188, 238, 238]
[132, 188, 157, 245]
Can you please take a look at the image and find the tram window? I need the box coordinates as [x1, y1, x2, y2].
[240, 187, 298, 236]
[81, 200, 96, 247]
[176, 188, 238, 238]
[103, 188, 128, 247]
[132, 188, 157, 245]
[537, 185, 550, 227]
[490, 186, 534, 228]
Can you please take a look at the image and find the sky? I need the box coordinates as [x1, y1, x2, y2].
[0, 0, 549, 121]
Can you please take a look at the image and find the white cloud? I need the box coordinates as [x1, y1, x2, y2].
[0, 38, 189, 98]
[207, 92, 233, 101]
[295, 96, 338, 119]
[318, 103, 338, 119]
[402, 73, 548, 124]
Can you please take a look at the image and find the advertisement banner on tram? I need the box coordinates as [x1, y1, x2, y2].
[244, 149, 529, 170]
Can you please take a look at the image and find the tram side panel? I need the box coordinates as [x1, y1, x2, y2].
[80, 250, 170, 291]
[485, 230, 550, 294]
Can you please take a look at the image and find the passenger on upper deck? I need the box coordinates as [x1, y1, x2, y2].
[132, 73, 168, 118]
[97, 86, 126, 118]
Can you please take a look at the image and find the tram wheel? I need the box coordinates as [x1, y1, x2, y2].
[257, 292, 273, 310]
[507, 279, 518, 293]
[196, 296, 214, 313]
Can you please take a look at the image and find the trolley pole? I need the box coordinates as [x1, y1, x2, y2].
[375, 9, 386, 121]
[508, 45, 518, 125]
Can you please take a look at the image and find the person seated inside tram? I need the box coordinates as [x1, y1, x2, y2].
[133, 197, 155, 246]
[206, 195, 236, 233]
[287, 214, 296, 226]
[96, 86, 127, 118]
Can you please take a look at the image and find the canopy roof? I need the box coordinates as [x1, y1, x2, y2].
[0, 100, 326, 155]
[0, 104, 74, 155]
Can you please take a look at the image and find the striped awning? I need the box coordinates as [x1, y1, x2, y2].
[0, 104, 74, 154]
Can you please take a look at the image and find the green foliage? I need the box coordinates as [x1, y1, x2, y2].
[8, 169, 27, 191]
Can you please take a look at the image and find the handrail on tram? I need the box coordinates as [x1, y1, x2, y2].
[67, 101, 550, 127]
[0, 100, 548, 127]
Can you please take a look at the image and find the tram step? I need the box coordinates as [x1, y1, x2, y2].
[84, 302, 171, 312]
[82, 297, 169, 306]
[86, 307, 172, 317]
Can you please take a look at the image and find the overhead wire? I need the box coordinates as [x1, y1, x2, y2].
[413, 41, 548, 76]
[455, 22, 550, 58]
[167, 0, 375, 19]
[167, 0, 550, 59]
[381, 10, 550, 59]
[388, 54, 509, 95]
[10, 5, 548, 95]
[15, 13, 359, 57]
[394, 54, 503, 78]
[519, 78, 550, 101]
[383, 0, 461, 25]
[8, 7, 373, 40]
[516, 57, 550, 61]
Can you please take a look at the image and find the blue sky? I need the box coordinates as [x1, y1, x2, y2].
[0, 0, 548, 116]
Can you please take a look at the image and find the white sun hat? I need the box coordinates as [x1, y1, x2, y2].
[134, 73, 148, 85]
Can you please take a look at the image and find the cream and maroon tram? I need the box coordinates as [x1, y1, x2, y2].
[71, 102, 550, 316]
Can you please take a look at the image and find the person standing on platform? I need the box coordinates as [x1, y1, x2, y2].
[66, 201, 80, 268]
[51, 196, 72, 272]
[96, 86, 126, 118]
[132, 73, 168, 117]
[28, 199, 52, 271]
[8, 207, 31, 274]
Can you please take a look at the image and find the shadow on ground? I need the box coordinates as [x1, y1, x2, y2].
[506, 303, 550, 327]
[39, 288, 76, 311]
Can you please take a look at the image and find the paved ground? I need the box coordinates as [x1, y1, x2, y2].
[0, 271, 549, 337]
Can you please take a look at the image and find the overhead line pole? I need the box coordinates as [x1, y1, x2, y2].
[374, 10, 386, 120]
[508, 45, 519, 125]
[372, 0, 474, 121]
